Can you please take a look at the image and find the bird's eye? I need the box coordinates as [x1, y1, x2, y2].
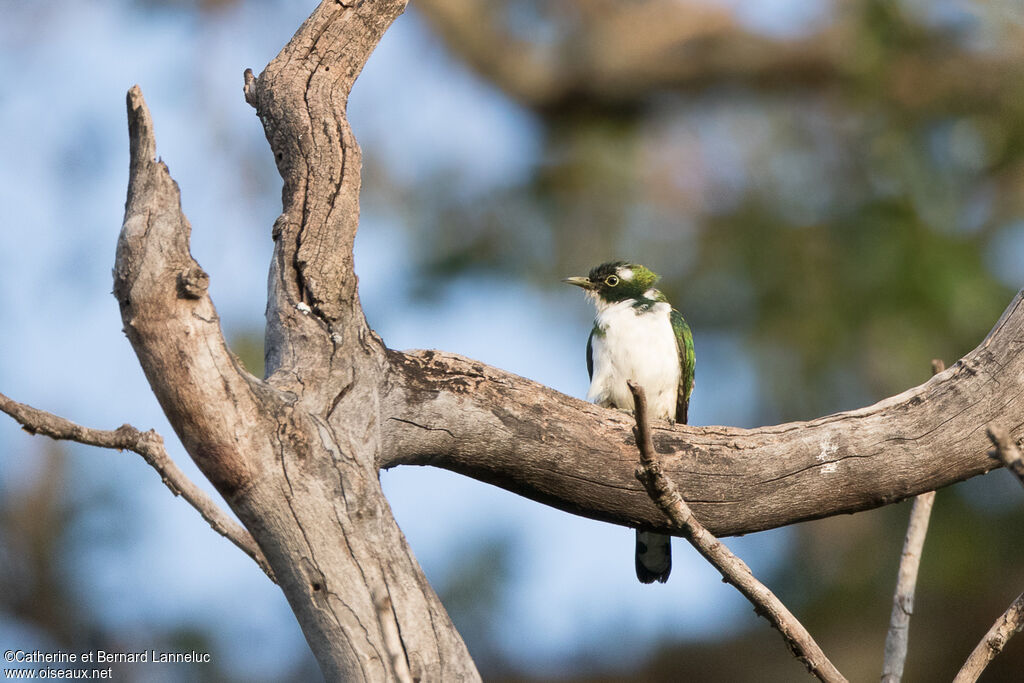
[605, 275, 619, 287]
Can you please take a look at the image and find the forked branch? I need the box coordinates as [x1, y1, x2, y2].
[947, 424, 1024, 682]
[987, 424, 1024, 489]
[627, 381, 847, 683]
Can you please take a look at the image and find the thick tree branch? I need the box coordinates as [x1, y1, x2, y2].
[0, 391, 275, 582]
[986, 424, 1024, 489]
[953, 591, 1024, 683]
[880, 359, 944, 682]
[240, 2, 478, 679]
[628, 382, 846, 683]
[117, 85, 271, 502]
[245, 0, 405, 387]
[100, 3, 480, 680]
[11, 3, 479, 678]
[381, 291, 1024, 538]
[374, 594, 414, 683]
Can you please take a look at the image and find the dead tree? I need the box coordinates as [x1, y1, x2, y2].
[3, 1, 1024, 680]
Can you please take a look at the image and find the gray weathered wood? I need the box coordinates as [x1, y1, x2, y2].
[380, 293, 1021, 537]
[880, 359, 945, 683]
[953, 591, 1024, 683]
[117, 2, 479, 680]
[880, 491, 936, 682]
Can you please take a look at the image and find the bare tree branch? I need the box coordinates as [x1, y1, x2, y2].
[627, 381, 847, 683]
[117, 84, 266, 499]
[111, 23, 1024, 672]
[880, 493, 936, 683]
[382, 291, 1024, 539]
[986, 424, 1024, 489]
[948, 424, 1024, 680]
[239, 3, 479, 679]
[0, 391, 275, 582]
[953, 591, 1024, 683]
[112, 3, 479, 680]
[880, 359, 945, 682]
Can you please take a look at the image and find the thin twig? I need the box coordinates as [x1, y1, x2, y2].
[986, 424, 1024, 490]
[952, 591, 1024, 683]
[627, 381, 847, 683]
[880, 358, 944, 682]
[374, 593, 413, 683]
[0, 391, 276, 583]
[951, 421, 1024, 682]
[880, 494, 935, 682]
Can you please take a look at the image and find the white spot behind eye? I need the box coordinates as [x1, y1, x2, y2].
[618, 267, 633, 281]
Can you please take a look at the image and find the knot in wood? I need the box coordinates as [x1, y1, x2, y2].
[114, 423, 142, 444]
[987, 633, 1007, 651]
[177, 265, 210, 299]
[896, 594, 914, 615]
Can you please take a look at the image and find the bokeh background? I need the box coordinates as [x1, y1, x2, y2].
[2, 0, 1024, 680]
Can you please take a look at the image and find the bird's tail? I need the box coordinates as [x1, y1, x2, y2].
[635, 530, 671, 583]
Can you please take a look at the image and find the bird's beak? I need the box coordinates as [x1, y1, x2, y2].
[562, 276, 596, 290]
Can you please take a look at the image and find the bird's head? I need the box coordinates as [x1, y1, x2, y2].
[563, 261, 660, 305]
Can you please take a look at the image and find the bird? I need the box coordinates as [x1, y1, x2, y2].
[564, 261, 695, 583]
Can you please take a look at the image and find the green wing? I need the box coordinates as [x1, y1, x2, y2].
[670, 309, 695, 424]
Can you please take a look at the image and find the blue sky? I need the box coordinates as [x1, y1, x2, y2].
[0, 0, 795, 676]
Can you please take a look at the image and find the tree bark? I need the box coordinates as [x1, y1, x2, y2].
[108, 0, 1024, 679]
[117, 1, 477, 679]
[379, 291, 1021, 536]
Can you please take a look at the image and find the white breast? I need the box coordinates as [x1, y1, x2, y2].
[587, 300, 680, 420]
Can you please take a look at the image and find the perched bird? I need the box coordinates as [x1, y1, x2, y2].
[564, 261, 695, 583]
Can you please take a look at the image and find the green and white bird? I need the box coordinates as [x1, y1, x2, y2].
[564, 261, 695, 584]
